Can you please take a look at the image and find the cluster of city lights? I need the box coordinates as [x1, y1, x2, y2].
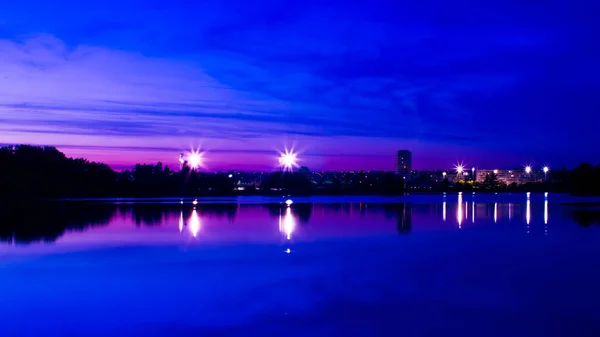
[447, 163, 550, 176]
[178, 148, 551, 177]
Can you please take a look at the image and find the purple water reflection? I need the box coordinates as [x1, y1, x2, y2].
[0, 193, 590, 254]
[1, 194, 600, 337]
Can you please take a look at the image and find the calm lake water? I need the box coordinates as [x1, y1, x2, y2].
[1, 193, 600, 337]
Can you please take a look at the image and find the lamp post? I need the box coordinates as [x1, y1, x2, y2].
[455, 164, 464, 181]
[279, 150, 298, 172]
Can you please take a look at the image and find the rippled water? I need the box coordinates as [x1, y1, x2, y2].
[1, 193, 600, 336]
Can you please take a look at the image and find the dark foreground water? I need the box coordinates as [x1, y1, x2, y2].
[1, 194, 600, 337]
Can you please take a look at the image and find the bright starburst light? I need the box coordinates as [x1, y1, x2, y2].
[543, 166, 549, 173]
[279, 149, 298, 171]
[525, 165, 532, 174]
[454, 163, 465, 174]
[188, 148, 203, 170]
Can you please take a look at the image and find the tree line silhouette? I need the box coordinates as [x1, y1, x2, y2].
[0, 145, 404, 198]
[1, 145, 600, 198]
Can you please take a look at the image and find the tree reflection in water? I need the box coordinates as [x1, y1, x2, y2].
[0, 202, 117, 244]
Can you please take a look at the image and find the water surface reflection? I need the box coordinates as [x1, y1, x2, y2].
[2, 195, 600, 337]
[1, 194, 599, 248]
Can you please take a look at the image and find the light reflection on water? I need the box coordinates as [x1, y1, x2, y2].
[457, 192, 463, 229]
[189, 208, 201, 238]
[2, 194, 600, 337]
[494, 202, 498, 223]
[442, 201, 447, 222]
[1, 193, 599, 250]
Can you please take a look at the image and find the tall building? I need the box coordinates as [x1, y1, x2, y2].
[396, 150, 412, 178]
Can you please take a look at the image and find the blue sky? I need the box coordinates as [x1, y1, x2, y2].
[0, 0, 599, 170]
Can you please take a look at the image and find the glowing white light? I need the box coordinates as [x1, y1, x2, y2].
[543, 166, 549, 173]
[526, 199, 531, 225]
[285, 199, 293, 206]
[285, 248, 291, 254]
[455, 164, 464, 174]
[493, 169, 499, 174]
[545, 192, 549, 198]
[179, 211, 184, 233]
[189, 209, 200, 238]
[188, 149, 203, 170]
[282, 207, 295, 240]
[228, 174, 233, 178]
[192, 199, 198, 205]
[442, 201, 447, 222]
[457, 193, 463, 228]
[279, 149, 298, 171]
[442, 172, 447, 177]
[472, 201, 475, 223]
[494, 202, 498, 223]
[544, 199, 548, 225]
[525, 166, 532, 174]
[471, 167, 475, 172]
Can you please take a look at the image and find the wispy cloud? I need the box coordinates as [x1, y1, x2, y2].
[1, 0, 599, 169]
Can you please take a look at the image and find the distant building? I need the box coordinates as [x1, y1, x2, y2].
[476, 169, 542, 185]
[396, 150, 412, 179]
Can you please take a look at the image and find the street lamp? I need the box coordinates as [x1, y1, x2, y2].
[454, 163, 465, 181]
[543, 166, 549, 181]
[279, 150, 298, 172]
[189, 152, 202, 170]
[525, 166, 532, 174]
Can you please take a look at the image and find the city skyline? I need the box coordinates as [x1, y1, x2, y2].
[1, 1, 599, 171]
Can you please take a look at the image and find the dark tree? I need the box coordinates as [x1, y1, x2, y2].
[482, 172, 500, 189]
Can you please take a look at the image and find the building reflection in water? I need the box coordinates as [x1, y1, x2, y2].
[457, 192, 463, 228]
[189, 209, 200, 238]
[396, 204, 412, 235]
